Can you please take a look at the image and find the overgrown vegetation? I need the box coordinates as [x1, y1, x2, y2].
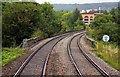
[86, 7, 120, 71]
[1, 47, 25, 67]
[95, 42, 119, 71]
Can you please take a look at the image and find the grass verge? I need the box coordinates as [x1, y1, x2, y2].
[94, 41, 120, 71]
[0, 47, 25, 67]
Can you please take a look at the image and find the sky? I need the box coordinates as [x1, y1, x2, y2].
[35, 0, 119, 4]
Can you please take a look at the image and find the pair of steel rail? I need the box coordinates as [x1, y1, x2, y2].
[67, 33, 109, 77]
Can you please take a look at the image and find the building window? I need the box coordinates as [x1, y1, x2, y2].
[85, 22, 89, 25]
[90, 16, 93, 23]
[84, 16, 88, 21]
[84, 16, 89, 25]
[84, 16, 88, 20]
[90, 16, 93, 19]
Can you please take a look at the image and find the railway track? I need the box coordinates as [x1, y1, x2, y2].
[67, 33, 110, 77]
[67, 33, 83, 77]
[13, 31, 82, 77]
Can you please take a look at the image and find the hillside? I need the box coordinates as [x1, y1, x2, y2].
[53, 2, 118, 11]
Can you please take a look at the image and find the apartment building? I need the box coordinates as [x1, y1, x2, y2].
[81, 9, 102, 25]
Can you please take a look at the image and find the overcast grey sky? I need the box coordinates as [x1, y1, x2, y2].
[35, 0, 119, 4]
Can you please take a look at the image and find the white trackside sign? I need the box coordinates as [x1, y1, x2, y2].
[103, 35, 110, 42]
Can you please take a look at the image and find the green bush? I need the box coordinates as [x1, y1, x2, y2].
[31, 29, 46, 38]
[1, 47, 25, 67]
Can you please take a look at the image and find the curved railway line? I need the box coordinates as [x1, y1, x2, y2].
[67, 33, 110, 77]
[14, 36, 66, 77]
[13, 31, 83, 77]
[12, 30, 112, 77]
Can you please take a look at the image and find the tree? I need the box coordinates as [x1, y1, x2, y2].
[91, 14, 113, 28]
[61, 8, 84, 31]
[90, 13, 119, 44]
[110, 7, 120, 45]
[2, 2, 40, 47]
[61, 12, 73, 32]
[37, 2, 62, 37]
[71, 8, 83, 29]
[74, 18, 85, 30]
[72, 8, 82, 22]
[110, 7, 120, 24]
[2, 2, 85, 47]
